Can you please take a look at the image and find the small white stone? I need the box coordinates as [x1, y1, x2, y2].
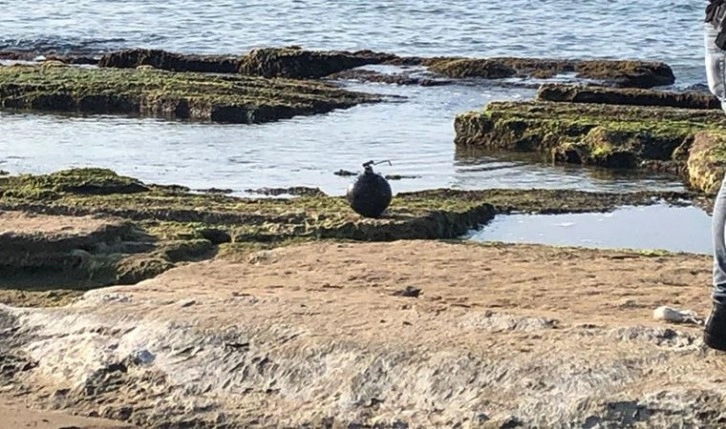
[653, 306, 702, 325]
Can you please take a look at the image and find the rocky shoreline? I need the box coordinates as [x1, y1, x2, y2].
[0, 167, 701, 305]
[0, 168, 720, 428]
[0, 236, 721, 428]
[0, 46, 676, 87]
[0, 62, 381, 124]
[454, 93, 726, 194]
[0, 46, 685, 124]
[2, 45, 726, 428]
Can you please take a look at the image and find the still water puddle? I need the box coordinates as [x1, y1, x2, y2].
[467, 204, 713, 255]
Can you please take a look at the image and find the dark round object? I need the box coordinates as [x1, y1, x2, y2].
[346, 168, 392, 218]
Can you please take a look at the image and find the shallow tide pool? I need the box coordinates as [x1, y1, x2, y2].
[467, 204, 714, 255]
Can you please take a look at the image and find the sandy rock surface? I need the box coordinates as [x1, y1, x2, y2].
[1, 240, 724, 428]
[0, 211, 118, 236]
[0, 400, 138, 428]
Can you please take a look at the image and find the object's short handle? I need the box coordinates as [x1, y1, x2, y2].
[362, 159, 392, 170]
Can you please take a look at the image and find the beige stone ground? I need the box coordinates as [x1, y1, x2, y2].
[1, 239, 725, 428]
[0, 211, 115, 236]
[0, 400, 138, 428]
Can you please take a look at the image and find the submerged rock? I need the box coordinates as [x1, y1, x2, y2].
[536, 83, 721, 110]
[327, 67, 453, 86]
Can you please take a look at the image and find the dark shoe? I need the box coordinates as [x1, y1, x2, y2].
[704, 302, 726, 351]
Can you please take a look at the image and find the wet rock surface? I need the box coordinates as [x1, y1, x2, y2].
[326, 67, 453, 86]
[536, 83, 721, 110]
[237, 46, 395, 79]
[0, 167, 703, 307]
[0, 63, 380, 124]
[244, 186, 327, 197]
[98, 48, 239, 73]
[454, 100, 726, 193]
[0, 49, 101, 65]
[426, 57, 676, 88]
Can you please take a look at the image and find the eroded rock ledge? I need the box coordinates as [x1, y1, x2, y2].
[0, 63, 380, 124]
[454, 95, 726, 194]
[0, 240, 720, 428]
[1, 46, 677, 89]
[536, 83, 721, 110]
[95, 48, 678, 88]
[0, 168, 699, 302]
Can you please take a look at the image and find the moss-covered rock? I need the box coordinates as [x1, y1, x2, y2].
[0, 168, 148, 199]
[426, 57, 675, 88]
[536, 84, 721, 110]
[687, 131, 726, 195]
[0, 64, 380, 123]
[98, 48, 239, 73]
[397, 188, 693, 214]
[1, 168, 697, 238]
[0, 168, 703, 299]
[574, 60, 675, 88]
[426, 59, 517, 79]
[237, 47, 393, 79]
[96, 47, 397, 78]
[551, 126, 687, 169]
[454, 100, 726, 182]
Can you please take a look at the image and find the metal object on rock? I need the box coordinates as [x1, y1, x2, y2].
[346, 160, 392, 218]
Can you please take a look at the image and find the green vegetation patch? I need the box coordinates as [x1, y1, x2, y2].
[0, 168, 699, 303]
[454, 100, 726, 192]
[0, 64, 380, 123]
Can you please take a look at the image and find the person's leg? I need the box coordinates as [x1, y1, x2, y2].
[703, 15, 726, 351]
[713, 177, 726, 300]
[705, 176, 726, 350]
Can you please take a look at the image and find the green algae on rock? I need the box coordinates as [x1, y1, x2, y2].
[426, 58, 517, 79]
[687, 131, 726, 195]
[96, 46, 398, 79]
[0, 168, 148, 199]
[454, 100, 726, 192]
[98, 48, 239, 73]
[396, 188, 695, 214]
[0, 168, 704, 302]
[536, 83, 721, 110]
[238, 46, 395, 79]
[0, 64, 380, 123]
[427, 57, 676, 88]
